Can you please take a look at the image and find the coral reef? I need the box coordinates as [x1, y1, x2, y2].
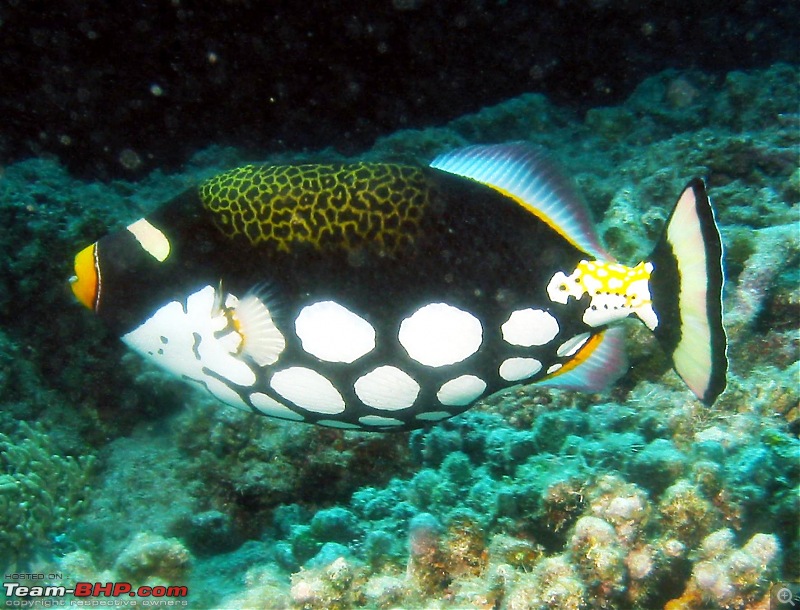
[0, 420, 94, 571]
[113, 533, 192, 584]
[665, 529, 781, 609]
[173, 401, 411, 540]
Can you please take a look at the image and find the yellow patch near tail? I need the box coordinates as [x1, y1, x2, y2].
[547, 260, 657, 329]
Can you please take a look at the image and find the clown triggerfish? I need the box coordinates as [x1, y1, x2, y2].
[70, 143, 726, 431]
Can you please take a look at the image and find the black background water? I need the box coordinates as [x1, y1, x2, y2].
[1, 1, 796, 179]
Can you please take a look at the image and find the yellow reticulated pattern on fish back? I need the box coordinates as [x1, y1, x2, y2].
[198, 163, 429, 254]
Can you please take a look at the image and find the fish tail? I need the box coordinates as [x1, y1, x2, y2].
[642, 179, 727, 404]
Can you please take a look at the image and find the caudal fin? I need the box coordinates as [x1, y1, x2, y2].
[646, 179, 727, 404]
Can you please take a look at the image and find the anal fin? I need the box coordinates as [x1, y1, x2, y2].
[537, 326, 629, 392]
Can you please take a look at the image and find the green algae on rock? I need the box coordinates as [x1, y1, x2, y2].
[0, 420, 94, 570]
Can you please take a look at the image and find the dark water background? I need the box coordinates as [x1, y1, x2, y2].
[1, 1, 797, 179]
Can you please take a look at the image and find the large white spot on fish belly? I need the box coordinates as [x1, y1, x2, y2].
[398, 303, 483, 367]
[354, 366, 420, 410]
[557, 332, 591, 357]
[436, 375, 487, 406]
[501, 308, 560, 346]
[295, 301, 376, 363]
[121, 285, 256, 411]
[270, 367, 345, 414]
[250, 392, 305, 421]
[499, 357, 543, 381]
[358, 415, 404, 427]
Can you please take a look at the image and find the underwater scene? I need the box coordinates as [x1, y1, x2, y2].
[1, 5, 799, 610]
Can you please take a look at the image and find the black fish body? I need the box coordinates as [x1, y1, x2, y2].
[70, 143, 727, 430]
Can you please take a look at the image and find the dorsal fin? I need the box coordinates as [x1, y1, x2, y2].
[430, 142, 612, 261]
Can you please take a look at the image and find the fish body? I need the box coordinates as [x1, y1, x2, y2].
[70, 143, 727, 430]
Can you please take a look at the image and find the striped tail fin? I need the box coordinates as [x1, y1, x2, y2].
[644, 179, 727, 404]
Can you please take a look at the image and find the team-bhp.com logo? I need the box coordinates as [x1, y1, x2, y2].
[3, 580, 188, 607]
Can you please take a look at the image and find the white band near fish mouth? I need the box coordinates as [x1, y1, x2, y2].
[126, 218, 171, 262]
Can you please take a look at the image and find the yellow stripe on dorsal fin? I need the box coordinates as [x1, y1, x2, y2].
[430, 142, 614, 261]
